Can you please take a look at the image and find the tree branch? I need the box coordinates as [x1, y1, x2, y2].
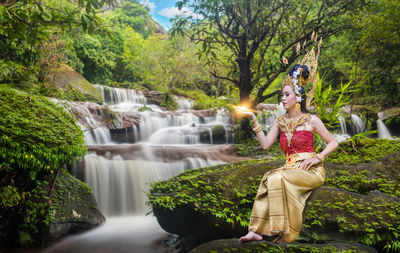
[211, 71, 238, 85]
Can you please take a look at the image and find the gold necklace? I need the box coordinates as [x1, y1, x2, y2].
[278, 113, 311, 147]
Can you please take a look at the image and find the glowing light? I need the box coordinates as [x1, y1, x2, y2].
[232, 105, 256, 114]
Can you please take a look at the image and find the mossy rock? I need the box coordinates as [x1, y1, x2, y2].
[142, 90, 178, 110]
[0, 85, 86, 246]
[43, 63, 102, 102]
[325, 138, 400, 165]
[188, 239, 377, 253]
[149, 139, 400, 252]
[304, 187, 399, 246]
[211, 125, 226, 144]
[46, 169, 105, 244]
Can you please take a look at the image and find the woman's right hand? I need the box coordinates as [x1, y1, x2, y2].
[238, 111, 255, 119]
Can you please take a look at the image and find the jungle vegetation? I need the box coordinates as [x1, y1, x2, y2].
[0, 0, 399, 248]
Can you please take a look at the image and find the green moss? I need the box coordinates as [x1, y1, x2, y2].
[160, 91, 178, 111]
[0, 85, 86, 246]
[191, 241, 372, 253]
[38, 83, 102, 103]
[326, 139, 400, 164]
[149, 139, 400, 252]
[50, 169, 97, 222]
[304, 189, 400, 248]
[138, 104, 153, 112]
[234, 141, 282, 158]
[148, 158, 278, 227]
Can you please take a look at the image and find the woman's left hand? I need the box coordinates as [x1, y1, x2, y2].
[299, 157, 320, 170]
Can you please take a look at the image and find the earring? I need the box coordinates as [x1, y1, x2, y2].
[296, 102, 301, 112]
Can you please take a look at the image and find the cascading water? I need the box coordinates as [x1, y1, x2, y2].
[45, 86, 243, 253]
[71, 85, 237, 216]
[377, 119, 394, 139]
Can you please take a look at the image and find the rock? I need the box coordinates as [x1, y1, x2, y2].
[188, 238, 378, 253]
[153, 186, 399, 252]
[142, 90, 165, 105]
[87, 144, 250, 163]
[199, 125, 231, 144]
[44, 63, 102, 102]
[379, 106, 400, 121]
[303, 187, 400, 244]
[65, 100, 141, 130]
[192, 109, 217, 118]
[211, 125, 226, 144]
[45, 169, 105, 244]
[149, 141, 400, 252]
[142, 90, 178, 110]
[380, 107, 400, 136]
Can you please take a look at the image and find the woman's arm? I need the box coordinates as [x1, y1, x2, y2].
[299, 115, 338, 170]
[311, 115, 338, 159]
[250, 114, 280, 150]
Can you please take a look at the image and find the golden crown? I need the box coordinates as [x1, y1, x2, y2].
[281, 47, 320, 106]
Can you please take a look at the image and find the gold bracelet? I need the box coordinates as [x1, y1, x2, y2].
[315, 153, 324, 162]
[252, 125, 262, 133]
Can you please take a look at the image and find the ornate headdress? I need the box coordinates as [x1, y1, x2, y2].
[282, 43, 320, 107]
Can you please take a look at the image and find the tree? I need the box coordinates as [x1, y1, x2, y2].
[0, 0, 117, 86]
[172, 0, 369, 105]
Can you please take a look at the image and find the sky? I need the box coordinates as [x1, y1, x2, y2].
[138, 0, 197, 30]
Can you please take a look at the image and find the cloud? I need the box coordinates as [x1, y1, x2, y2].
[139, 0, 156, 13]
[157, 6, 202, 19]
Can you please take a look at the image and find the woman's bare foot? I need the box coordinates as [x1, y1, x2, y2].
[275, 237, 287, 244]
[239, 231, 263, 242]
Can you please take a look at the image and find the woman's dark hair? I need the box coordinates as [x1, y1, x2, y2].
[280, 64, 310, 113]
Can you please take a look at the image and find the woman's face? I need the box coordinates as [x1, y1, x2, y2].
[281, 85, 297, 111]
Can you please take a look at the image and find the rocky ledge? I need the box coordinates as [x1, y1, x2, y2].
[44, 169, 105, 245]
[148, 139, 400, 252]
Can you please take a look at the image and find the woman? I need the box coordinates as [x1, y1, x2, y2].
[238, 63, 338, 244]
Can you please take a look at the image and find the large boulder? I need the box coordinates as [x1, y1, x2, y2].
[44, 63, 102, 102]
[45, 169, 105, 244]
[148, 139, 400, 252]
[188, 239, 378, 253]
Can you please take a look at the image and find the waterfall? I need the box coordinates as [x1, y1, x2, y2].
[70, 85, 239, 216]
[338, 115, 348, 135]
[81, 153, 221, 216]
[350, 114, 365, 134]
[377, 119, 394, 139]
[95, 84, 146, 104]
[340, 107, 366, 135]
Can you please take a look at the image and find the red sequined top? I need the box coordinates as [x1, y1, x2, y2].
[280, 130, 315, 156]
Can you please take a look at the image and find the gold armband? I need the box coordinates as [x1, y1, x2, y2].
[314, 153, 324, 162]
[252, 125, 262, 133]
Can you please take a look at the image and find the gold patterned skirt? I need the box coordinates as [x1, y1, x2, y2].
[248, 152, 325, 242]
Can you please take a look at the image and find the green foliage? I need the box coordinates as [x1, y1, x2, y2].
[160, 92, 179, 111]
[234, 138, 282, 158]
[106, 0, 161, 38]
[138, 104, 153, 112]
[0, 60, 37, 89]
[0, 185, 22, 208]
[67, 30, 122, 84]
[312, 74, 356, 129]
[173, 88, 237, 110]
[38, 84, 99, 102]
[320, 0, 400, 108]
[304, 188, 400, 249]
[384, 241, 400, 253]
[172, 0, 365, 103]
[326, 139, 400, 164]
[0, 0, 115, 87]
[0, 85, 86, 246]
